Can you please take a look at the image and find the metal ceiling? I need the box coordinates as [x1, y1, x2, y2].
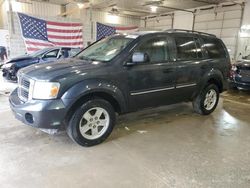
[27, 0, 245, 16]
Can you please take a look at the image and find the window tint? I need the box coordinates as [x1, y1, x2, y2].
[175, 37, 198, 60]
[202, 38, 226, 58]
[44, 50, 59, 58]
[136, 37, 168, 63]
[69, 48, 81, 57]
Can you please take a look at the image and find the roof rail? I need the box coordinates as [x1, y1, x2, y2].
[165, 29, 216, 37]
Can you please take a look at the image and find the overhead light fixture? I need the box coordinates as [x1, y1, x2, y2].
[106, 13, 119, 24]
[77, 3, 84, 9]
[150, 6, 158, 13]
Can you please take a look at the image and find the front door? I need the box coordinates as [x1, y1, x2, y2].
[125, 35, 176, 110]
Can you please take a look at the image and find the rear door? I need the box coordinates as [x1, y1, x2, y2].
[126, 35, 176, 110]
[171, 34, 206, 101]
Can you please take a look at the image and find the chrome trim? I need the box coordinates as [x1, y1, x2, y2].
[176, 83, 197, 89]
[28, 79, 35, 101]
[17, 75, 34, 102]
[131, 87, 175, 96]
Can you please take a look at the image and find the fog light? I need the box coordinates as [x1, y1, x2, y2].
[25, 113, 34, 124]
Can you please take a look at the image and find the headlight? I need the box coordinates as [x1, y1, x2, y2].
[32, 81, 60, 99]
[2, 63, 14, 69]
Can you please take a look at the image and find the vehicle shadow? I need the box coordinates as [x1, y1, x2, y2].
[109, 102, 200, 141]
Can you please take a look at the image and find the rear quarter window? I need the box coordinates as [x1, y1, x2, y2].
[202, 38, 226, 58]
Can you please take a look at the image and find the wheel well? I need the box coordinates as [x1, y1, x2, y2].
[207, 78, 223, 93]
[65, 92, 121, 123]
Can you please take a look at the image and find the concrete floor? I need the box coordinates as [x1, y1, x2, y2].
[0, 79, 250, 187]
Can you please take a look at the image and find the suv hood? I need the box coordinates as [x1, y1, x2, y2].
[19, 58, 107, 81]
[6, 55, 34, 63]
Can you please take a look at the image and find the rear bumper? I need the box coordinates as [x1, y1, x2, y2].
[9, 88, 68, 129]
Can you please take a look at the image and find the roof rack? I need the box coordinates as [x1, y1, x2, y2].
[165, 29, 216, 37]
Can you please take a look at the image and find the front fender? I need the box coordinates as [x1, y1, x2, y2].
[61, 79, 127, 113]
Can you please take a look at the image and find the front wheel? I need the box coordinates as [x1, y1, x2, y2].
[193, 84, 219, 115]
[66, 99, 116, 147]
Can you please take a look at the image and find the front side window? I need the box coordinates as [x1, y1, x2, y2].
[43, 50, 59, 59]
[175, 37, 198, 60]
[77, 36, 133, 62]
[69, 48, 81, 57]
[135, 37, 169, 63]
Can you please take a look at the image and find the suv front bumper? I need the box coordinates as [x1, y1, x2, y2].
[9, 88, 67, 129]
[228, 79, 250, 90]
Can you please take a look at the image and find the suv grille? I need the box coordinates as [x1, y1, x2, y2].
[18, 75, 33, 102]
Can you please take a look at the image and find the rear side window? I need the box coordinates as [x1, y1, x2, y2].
[202, 38, 226, 58]
[174, 37, 200, 60]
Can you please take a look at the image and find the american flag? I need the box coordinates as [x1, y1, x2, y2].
[96, 22, 138, 40]
[18, 13, 84, 53]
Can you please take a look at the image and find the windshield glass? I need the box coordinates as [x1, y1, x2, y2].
[77, 36, 133, 62]
[29, 49, 50, 57]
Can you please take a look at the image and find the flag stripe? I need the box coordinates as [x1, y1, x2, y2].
[47, 24, 83, 31]
[48, 34, 83, 40]
[47, 21, 82, 27]
[47, 28, 83, 33]
[47, 31, 83, 37]
[47, 38, 83, 43]
[116, 29, 139, 33]
[27, 47, 42, 52]
[115, 26, 138, 30]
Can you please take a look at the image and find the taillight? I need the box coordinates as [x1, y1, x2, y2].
[231, 64, 237, 71]
[229, 64, 237, 78]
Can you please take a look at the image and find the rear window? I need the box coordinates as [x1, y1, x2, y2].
[202, 38, 226, 58]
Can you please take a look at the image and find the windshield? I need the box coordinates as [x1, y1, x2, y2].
[77, 36, 133, 62]
[29, 49, 50, 57]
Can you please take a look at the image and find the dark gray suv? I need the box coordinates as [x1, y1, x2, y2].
[9, 30, 231, 147]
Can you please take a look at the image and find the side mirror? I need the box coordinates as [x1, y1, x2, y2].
[126, 52, 148, 66]
[132, 52, 148, 63]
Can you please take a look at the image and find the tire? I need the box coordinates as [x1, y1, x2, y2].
[66, 99, 116, 147]
[192, 84, 219, 115]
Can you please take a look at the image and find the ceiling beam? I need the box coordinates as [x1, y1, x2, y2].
[192, 0, 218, 5]
[158, 5, 194, 13]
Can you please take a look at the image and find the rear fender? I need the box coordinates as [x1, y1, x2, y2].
[194, 69, 224, 98]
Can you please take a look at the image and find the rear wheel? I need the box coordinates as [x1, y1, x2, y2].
[66, 99, 116, 147]
[193, 84, 219, 115]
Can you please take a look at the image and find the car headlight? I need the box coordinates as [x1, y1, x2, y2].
[2, 63, 14, 69]
[32, 81, 60, 99]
